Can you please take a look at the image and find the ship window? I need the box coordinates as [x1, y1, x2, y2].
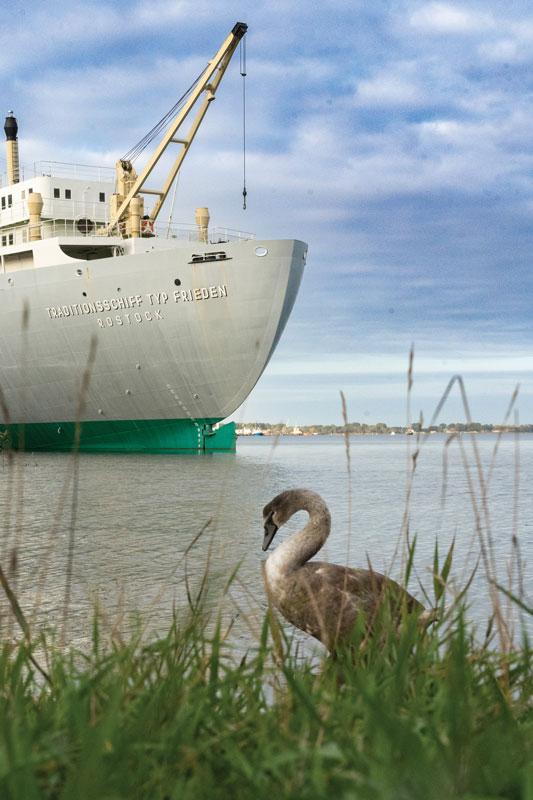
[99, 192, 105, 202]
[7, 195, 12, 207]
[1, 198, 5, 210]
[28, 188, 33, 194]
[53, 188, 60, 198]
[65, 189, 71, 199]
[1, 236, 6, 246]
[8, 234, 13, 245]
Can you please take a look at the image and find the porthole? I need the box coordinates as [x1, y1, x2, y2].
[76, 268, 83, 276]
[255, 246, 268, 257]
[82, 291, 87, 297]
[174, 278, 181, 286]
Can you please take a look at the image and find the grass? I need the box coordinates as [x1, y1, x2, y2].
[0, 597, 530, 799]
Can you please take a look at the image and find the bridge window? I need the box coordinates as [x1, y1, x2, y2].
[53, 188, 60, 198]
[65, 189, 71, 199]
[99, 192, 106, 202]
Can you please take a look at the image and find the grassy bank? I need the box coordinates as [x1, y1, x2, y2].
[0, 600, 530, 800]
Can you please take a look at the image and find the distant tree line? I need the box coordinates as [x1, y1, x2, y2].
[238, 422, 533, 435]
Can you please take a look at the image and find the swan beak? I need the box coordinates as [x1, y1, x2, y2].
[262, 513, 278, 551]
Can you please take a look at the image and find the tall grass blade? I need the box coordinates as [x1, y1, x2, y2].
[491, 583, 533, 616]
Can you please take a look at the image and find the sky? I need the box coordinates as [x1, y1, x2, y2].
[2, 0, 533, 425]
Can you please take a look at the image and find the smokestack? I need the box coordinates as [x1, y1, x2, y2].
[4, 111, 20, 184]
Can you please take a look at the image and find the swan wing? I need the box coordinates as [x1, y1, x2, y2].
[276, 562, 423, 648]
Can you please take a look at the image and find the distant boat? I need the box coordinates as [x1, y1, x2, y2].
[406, 428, 415, 436]
[292, 427, 303, 436]
[390, 431, 396, 436]
[251, 429, 264, 436]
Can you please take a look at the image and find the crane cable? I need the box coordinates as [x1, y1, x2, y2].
[240, 38, 247, 210]
[121, 67, 207, 162]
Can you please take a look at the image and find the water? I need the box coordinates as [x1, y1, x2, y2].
[0, 433, 531, 650]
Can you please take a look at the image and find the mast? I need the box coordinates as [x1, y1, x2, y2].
[105, 22, 247, 237]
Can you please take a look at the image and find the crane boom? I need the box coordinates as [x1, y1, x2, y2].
[105, 22, 247, 236]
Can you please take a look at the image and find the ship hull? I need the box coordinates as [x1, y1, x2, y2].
[0, 238, 306, 453]
[4, 417, 235, 453]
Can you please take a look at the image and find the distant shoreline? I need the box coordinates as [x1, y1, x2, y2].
[235, 423, 533, 436]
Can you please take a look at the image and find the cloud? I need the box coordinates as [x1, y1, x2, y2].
[408, 2, 493, 34]
[17, 55, 206, 145]
[0, 0, 215, 71]
[266, 353, 533, 377]
[355, 64, 424, 107]
[476, 19, 533, 64]
[133, 0, 198, 25]
[231, 367, 529, 425]
[478, 38, 520, 63]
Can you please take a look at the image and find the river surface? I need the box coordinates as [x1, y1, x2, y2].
[0, 434, 531, 651]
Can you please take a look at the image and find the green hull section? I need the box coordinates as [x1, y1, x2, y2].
[1, 418, 236, 454]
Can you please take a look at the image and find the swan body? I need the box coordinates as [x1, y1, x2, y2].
[262, 489, 425, 651]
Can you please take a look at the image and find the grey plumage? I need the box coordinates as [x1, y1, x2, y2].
[262, 488, 427, 652]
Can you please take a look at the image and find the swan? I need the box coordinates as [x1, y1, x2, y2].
[262, 488, 429, 651]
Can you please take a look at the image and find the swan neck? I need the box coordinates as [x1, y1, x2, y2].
[268, 497, 331, 574]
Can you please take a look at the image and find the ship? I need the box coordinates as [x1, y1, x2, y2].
[0, 23, 306, 454]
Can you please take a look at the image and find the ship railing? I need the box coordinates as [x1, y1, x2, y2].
[0, 218, 255, 248]
[0, 220, 110, 247]
[0, 197, 111, 229]
[155, 221, 255, 242]
[0, 161, 115, 185]
[33, 161, 116, 182]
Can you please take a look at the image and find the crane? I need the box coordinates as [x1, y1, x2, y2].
[105, 22, 247, 238]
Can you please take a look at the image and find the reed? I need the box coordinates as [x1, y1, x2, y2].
[0, 581, 530, 799]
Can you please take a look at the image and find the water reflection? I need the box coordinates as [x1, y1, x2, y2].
[0, 434, 530, 649]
